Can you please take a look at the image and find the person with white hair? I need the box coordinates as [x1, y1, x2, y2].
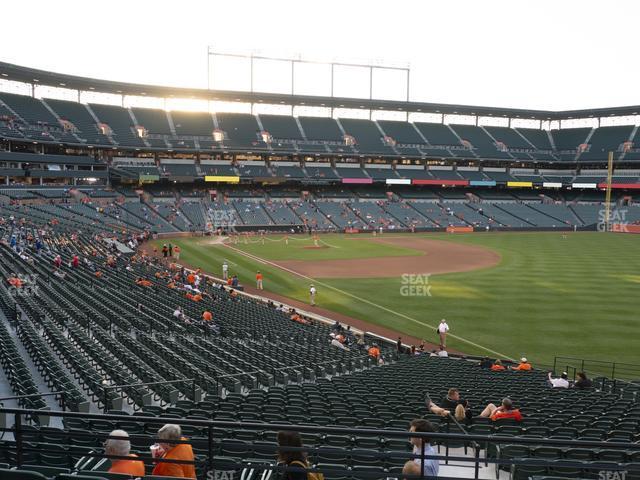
[105, 429, 145, 476]
[151, 424, 196, 478]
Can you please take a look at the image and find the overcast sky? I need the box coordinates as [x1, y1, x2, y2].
[1, 0, 639, 111]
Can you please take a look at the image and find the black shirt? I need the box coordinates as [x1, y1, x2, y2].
[280, 461, 308, 480]
[440, 396, 472, 421]
[574, 378, 593, 389]
[479, 358, 493, 369]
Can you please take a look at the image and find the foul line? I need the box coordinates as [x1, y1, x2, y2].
[223, 242, 515, 361]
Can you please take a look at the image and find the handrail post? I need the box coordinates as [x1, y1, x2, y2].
[420, 439, 425, 480]
[15, 412, 23, 467]
[445, 416, 450, 465]
[612, 362, 616, 380]
[208, 424, 214, 474]
[553, 356, 557, 374]
[192, 379, 197, 402]
[103, 386, 109, 414]
[474, 443, 480, 480]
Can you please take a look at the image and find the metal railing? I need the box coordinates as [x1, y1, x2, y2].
[0, 407, 637, 480]
[554, 356, 640, 383]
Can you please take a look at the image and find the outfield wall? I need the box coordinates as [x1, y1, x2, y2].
[612, 224, 640, 233]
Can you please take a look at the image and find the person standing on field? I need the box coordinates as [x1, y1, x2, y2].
[438, 319, 449, 348]
[309, 284, 317, 306]
[222, 261, 228, 281]
[256, 271, 263, 290]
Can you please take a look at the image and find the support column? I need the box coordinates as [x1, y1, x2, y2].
[291, 60, 295, 96]
[330, 63, 334, 97]
[250, 55, 254, 93]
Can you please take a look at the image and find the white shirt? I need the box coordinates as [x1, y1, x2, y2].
[437, 350, 448, 357]
[173, 309, 182, 318]
[550, 377, 569, 388]
[310, 287, 317, 295]
[331, 339, 349, 350]
[222, 264, 228, 272]
[438, 322, 449, 333]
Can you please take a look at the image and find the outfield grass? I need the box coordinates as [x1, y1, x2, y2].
[152, 232, 640, 367]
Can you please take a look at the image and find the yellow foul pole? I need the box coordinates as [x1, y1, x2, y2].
[604, 151, 614, 232]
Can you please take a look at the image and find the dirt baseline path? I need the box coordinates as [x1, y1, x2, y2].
[276, 237, 501, 278]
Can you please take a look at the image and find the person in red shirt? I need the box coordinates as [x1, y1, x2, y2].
[105, 429, 145, 477]
[490, 359, 506, 371]
[256, 271, 263, 290]
[72, 255, 79, 268]
[479, 398, 523, 421]
[202, 311, 213, 322]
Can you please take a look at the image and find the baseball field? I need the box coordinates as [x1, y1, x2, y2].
[150, 232, 640, 367]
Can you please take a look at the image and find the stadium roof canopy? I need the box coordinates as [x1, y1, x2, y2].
[2, 61, 640, 121]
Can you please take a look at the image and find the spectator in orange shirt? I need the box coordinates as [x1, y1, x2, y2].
[192, 294, 202, 302]
[202, 311, 212, 322]
[256, 271, 263, 290]
[152, 424, 196, 478]
[491, 359, 506, 371]
[368, 345, 381, 360]
[480, 398, 523, 421]
[186, 273, 196, 284]
[105, 429, 145, 476]
[7, 275, 22, 288]
[290, 310, 310, 325]
[136, 278, 153, 287]
[511, 357, 532, 371]
[95, 271, 103, 278]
